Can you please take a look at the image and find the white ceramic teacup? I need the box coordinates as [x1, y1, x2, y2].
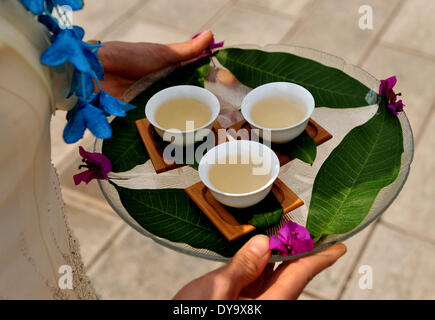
[241, 82, 315, 144]
[145, 85, 220, 145]
[198, 140, 280, 208]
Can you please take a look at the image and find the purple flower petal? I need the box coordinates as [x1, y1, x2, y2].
[78, 145, 91, 159]
[212, 40, 224, 49]
[291, 238, 314, 256]
[74, 146, 112, 185]
[292, 228, 314, 255]
[79, 146, 112, 175]
[379, 76, 397, 96]
[270, 221, 314, 256]
[278, 221, 292, 245]
[379, 76, 405, 116]
[395, 100, 404, 113]
[388, 103, 398, 116]
[191, 32, 224, 61]
[291, 222, 312, 241]
[73, 170, 99, 185]
[269, 235, 288, 256]
[387, 100, 405, 116]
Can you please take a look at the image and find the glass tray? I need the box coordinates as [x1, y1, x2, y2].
[94, 44, 414, 262]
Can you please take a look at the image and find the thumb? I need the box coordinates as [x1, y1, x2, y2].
[219, 235, 271, 298]
[258, 243, 347, 299]
[167, 30, 213, 62]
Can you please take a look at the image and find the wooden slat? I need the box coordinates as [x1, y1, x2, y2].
[272, 178, 304, 213]
[135, 118, 185, 173]
[234, 118, 333, 166]
[185, 182, 256, 242]
[185, 178, 304, 241]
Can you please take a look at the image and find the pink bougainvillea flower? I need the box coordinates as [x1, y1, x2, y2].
[269, 221, 314, 256]
[191, 32, 224, 60]
[379, 76, 397, 101]
[388, 99, 404, 116]
[73, 146, 112, 185]
[379, 76, 405, 116]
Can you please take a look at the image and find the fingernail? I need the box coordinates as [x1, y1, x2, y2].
[322, 243, 347, 258]
[198, 30, 211, 38]
[335, 243, 347, 255]
[248, 235, 270, 258]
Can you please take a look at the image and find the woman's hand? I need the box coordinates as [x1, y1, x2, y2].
[174, 235, 346, 300]
[97, 30, 214, 99]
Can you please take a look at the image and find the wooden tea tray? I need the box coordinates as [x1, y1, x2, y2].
[185, 178, 304, 241]
[135, 118, 185, 173]
[217, 118, 333, 166]
[136, 118, 225, 173]
[136, 117, 332, 173]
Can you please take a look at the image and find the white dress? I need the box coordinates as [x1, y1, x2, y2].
[0, 0, 96, 299]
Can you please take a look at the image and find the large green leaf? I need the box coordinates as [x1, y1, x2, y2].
[272, 131, 317, 164]
[102, 117, 149, 173]
[113, 183, 253, 257]
[102, 58, 210, 172]
[306, 100, 403, 241]
[215, 48, 372, 108]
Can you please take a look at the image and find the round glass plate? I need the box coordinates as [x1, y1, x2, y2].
[94, 44, 414, 262]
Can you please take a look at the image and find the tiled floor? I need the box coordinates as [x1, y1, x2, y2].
[51, 0, 435, 299]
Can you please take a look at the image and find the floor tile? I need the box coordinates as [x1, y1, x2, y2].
[382, 0, 435, 57]
[341, 224, 435, 299]
[282, 0, 401, 65]
[73, 0, 144, 40]
[88, 228, 223, 299]
[381, 111, 435, 242]
[208, 4, 295, 46]
[239, 0, 312, 17]
[101, 18, 191, 44]
[304, 225, 373, 299]
[137, 0, 231, 33]
[362, 44, 435, 138]
[64, 189, 124, 267]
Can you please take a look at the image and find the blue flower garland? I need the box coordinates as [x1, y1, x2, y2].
[19, 0, 136, 143]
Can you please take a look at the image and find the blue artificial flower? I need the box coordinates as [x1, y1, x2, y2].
[63, 104, 86, 143]
[19, 0, 46, 14]
[83, 41, 103, 54]
[38, 14, 60, 33]
[20, 0, 83, 15]
[95, 91, 136, 117]
[68, 69, 94, 99]
[64, 102, 112, 143]
[73, 25, 85, 40]
[82, 45, 104, 80]
[63, 91, 136, 143]
[41, 28, 104, 79]
[41, 29, 93, 73]
[38, 14, 86, 38]
[20, 0, 135, 145]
